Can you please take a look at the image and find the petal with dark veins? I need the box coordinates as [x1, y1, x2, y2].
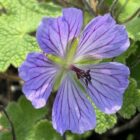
[18, 53, 58, 109]
[76, 14, 130, 60]
[52, 75, 96, 135]
[81, 62, 130, 114]
[36, 8, 83, 57]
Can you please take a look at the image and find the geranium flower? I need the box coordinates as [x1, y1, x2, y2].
[19, 8, 130, 135]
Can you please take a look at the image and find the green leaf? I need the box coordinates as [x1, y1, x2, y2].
[18, 96, 48, 123]
[125, 18, 140, 41]
[0, 96, 48, 140]
[126, 45, 140, 88]
[1, 0, 61, 17]
[0, 15, 39, 71]
[0, 0, 61, 71]
[84, 11, 93, 26]
[119, 79, 140, 119]
[127, 134, 135, 140]
[95, 108, 117, 134]
[66, 131, 91, 140]
[31, 120, 62, 140]
[0, 132, 11, 140]
[117, 0, 140, 22]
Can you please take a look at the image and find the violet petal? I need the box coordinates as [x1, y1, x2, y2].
[82, 62, 130, 114]
[36, 8, 83, 57]
[52, 75, 96, 135]
[76, 14, 130, 59]
[18, 53, 58, 108]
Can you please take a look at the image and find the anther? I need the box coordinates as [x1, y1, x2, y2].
[70, 65, 91, 86]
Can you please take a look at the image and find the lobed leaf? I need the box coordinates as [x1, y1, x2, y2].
[119, 79, 140, 119]
[95, 107, 117, 134]
[0, 96, 48, 140]
[126, 45, 140, 88]
[31, 120, 62, 140]
[0, 0, 61, 71]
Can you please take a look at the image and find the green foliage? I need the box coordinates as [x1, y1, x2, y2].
[0, 96, 48, 140]
[0, 0, 61, 71]
[95, 108, 117, 134]
[127, 45, 140, 88]
[125, 18, 140, 41]
[84, 11, 93, 25]
[0, 15, 39, 71]
[127, 134, 135, 140]
[66, 131, 91, 140]
[0, 132, 11, 140]
[31, 120, 62, 140]
[117, 0, 140, 22]
[119, 79, 140, 119]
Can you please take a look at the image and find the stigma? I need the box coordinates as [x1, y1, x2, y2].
[70, 65, 91, 86]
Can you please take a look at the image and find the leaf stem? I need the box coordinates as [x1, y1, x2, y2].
[0, 105, 16, 140]
[63, 132, 66, 140]
[109, 0, 119, 17]
[0, 73, 21, 81]
[82, 0, 96, 16]
[120, 8, 140, 24]
[115, 0, 128, 21]
[109, 113, 140, 135]
[97, 0, 105, 10]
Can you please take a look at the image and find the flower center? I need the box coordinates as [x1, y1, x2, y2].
[70, 65, 91, 86]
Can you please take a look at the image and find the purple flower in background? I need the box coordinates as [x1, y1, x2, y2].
[19, 8, 130, 135]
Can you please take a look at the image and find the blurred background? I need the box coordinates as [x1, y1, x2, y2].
[0, 0, 140, 140]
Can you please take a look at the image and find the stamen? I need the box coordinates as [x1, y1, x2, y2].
[70, 65, 91, 86]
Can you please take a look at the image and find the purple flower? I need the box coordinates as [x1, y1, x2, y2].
[19, 8, 130, 135]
